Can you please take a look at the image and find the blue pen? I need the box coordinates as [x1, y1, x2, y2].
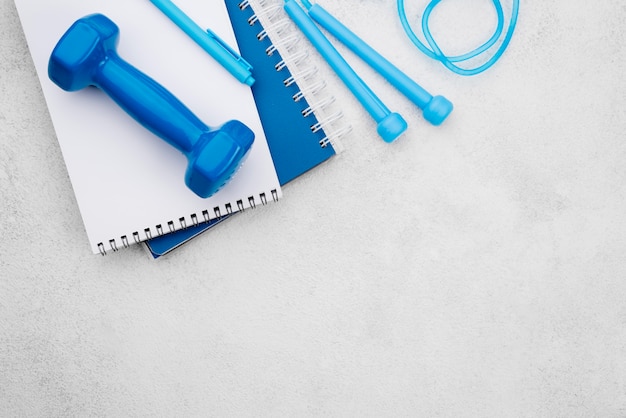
[149, 0, 255, 86]
[301, 0, 452, 126]
[284, 0, 407, 143]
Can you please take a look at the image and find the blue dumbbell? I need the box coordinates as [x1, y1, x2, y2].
[48, 13, 254, 198]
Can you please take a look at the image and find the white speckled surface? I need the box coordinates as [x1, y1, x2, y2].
[2, 0, 626, 416]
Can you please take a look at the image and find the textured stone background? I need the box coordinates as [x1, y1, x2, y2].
[2, 0, 626, 416]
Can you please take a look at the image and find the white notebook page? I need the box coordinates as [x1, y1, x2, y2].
[14, 0, 281, 254]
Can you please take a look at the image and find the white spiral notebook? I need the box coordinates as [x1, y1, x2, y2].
[13, 0, 282, 254]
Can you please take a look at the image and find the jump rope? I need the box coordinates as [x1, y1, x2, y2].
[397, 0, 520, 76]
[283, 0, 520, 142]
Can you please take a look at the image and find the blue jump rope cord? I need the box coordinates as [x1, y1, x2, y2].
[397, 0, 520, 76]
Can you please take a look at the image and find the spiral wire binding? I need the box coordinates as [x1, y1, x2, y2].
[246, 4, 281, 25]
[283, 65, 317, 87]
[265, 32, 300, 56]
[96, 189, 278, 255]
[301, 95, 333, 117]
[245, 0, 351, 150]
[275, 49, 307, 71]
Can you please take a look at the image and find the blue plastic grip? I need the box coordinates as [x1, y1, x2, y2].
[284, 0, 406, 143]
[96, 50, 206, 153]
[304, 2, 452, 126]
[48, 14, 254, 198]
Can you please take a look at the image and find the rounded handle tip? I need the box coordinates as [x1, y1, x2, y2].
[423, 95, 453, 126]
[377, 112, 408, 143]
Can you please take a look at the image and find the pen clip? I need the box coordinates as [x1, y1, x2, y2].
[206, 28, 252, 72]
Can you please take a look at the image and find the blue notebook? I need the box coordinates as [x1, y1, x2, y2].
[145, 0, 346, 257]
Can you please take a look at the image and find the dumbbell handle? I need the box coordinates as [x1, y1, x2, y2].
[95, 50, 207, 154]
